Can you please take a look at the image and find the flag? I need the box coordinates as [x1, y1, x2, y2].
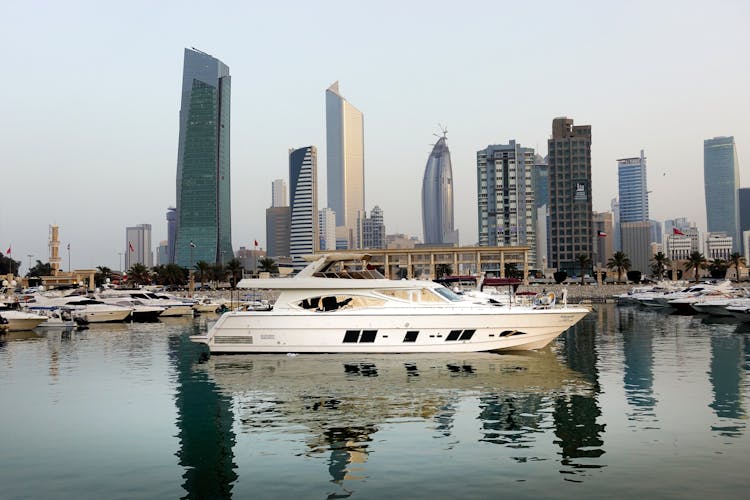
[254, 240, 258, 247]
[128, 242, 135, 252]
[67, 243, 70, 251]
[189, 241, 196, 248]
[5, 246, 9, 255]
[673, 227, 685, 236]
[597, 230, 607, 237]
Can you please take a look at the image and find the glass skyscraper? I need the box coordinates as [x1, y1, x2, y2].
[704, 136, 740, 250]
[289, 146, 318, 269]
[174, 48, 233, 268]
[422, 133, 458, 245]
[617, 150, 649, 223]
[326, 81, 364, 249]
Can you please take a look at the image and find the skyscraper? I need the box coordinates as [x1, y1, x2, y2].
[477, 141, 536, 264]
[357, 206, 386, 249]
[617, 150, 649, 223]
[166, 207, 176, 264]
[739, 188, 750, 256]
[125, 224, 153, 270]
[704, 136, 740, 250]
[318, 208, 336, 251]
[174, 48, 233, 268]
[289, 146, 318, 269]
[533, 154, 549, 270]
[326, 81, 364, 249]
[548, 117, 593, 275]
[265, 206, 290, 259]
[422, 133, 458, 245]
[272, 179, 287, 208]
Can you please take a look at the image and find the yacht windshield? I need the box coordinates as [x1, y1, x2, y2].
[433, 286, 464, 302]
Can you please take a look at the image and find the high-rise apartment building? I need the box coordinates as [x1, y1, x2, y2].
[477, 141, 537, 264]
[357, 206, 386, 249]
[422, 133, 458, 245]
[704, 136, 740, 250]
[272, 179, 287, 208]
[174, 48, 233, 268]
[289, 146, 318, 269]
[166, 207, 176, 264]
[548, 118, 593, 275]
[318, 208, 336, 251]
[326, 81, 364, 249]
[125, 224, 153, 270]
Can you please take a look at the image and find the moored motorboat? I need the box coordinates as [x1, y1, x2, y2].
[190, 254, 590, 354]
[0, 307, 48, 331]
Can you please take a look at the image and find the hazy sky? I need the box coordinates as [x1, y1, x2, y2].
[1, 0, 749, 273]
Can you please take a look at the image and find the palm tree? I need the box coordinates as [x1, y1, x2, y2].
[126, 263, 151, 286]
[435, 264, 453, 279]
[258, 257, 278, 274]
[152, 264, 187, 287]
[683, 251, 708, 282]
[0, 254, 20, 275]
[95, 265, 113, 287]
[728, 252, 746, 282]
[225, 258, 244, 288]
[212, 263, 227, 287]
[193, 260, 211, 288]
[607, 251, 631, 283]
[649, 252, 671, 280]
[576, 254, 592, 285]
[26, 259, 52, 278]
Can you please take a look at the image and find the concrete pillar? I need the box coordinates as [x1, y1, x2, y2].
[500, 250, 505, 278]
[407, 253, 413, 279]
[523, 251, 529, 285]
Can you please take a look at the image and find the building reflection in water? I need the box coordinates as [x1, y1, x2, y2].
[554, 314, 606, 479]
[709, 334, 746, 437]
[171, 322, 237, 499]
[619, 308, 657, 425]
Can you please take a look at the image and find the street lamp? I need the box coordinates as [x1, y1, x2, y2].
[27, 254, 33, 273]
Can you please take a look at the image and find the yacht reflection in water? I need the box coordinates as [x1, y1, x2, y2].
[198, 348, 594, 494]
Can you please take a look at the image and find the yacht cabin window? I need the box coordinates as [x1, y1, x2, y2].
[296, 295, 387, 311]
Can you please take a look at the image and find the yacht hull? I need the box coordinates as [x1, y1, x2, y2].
[191, 307, 590, 354]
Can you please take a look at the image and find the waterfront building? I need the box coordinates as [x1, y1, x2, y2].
[739, 187, 750, 257]
[477, 141, 536, 265]
[593, 211, 614, 270]
[265, 206, 290, 260]
[621, 221, 651, 274]
[548, 117, 593, 275]
[174, 48, 233, 267]
[326, 81, 364, 249]
[705, 232, 733, 261]
[272, 179, 287, 208]
[617, 151, 650, 223]
[166, 207, 176, 264]
[422, 132, 458, 246]
[704, 136, 740, 250]
[666, 234, 692, 261]
[289, 146, 318, 269]
[125, 224, 153, 270]
[356, 206, 386, 249]
[533, 154, 549, 270]
[156, 240, 169, 266]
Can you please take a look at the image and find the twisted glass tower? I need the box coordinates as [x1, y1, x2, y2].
[422, 134, 457, 245]
[174, 48, 233, 267]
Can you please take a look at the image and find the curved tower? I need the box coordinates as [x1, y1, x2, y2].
[421, 133, 457, 245]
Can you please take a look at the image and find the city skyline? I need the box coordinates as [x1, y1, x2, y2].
[1, 1, 748, 271]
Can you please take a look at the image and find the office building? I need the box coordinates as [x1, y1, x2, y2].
[477, 141, 536, 265]
[548, 117, 593, 275]
[235, 246, 266, 276]
[125, 224, 153, 270]
[166, 207, 176, 264]
[621, 221, 651, 274]
[357, 206, 386, 249]
[649, 220, 662, 245]
[611, 198, 621, 251]
[174, 48, 233, 268]
[318, 208, 336, 251]
[739, 187, 750, 256]
[666, 234, 692, 261]
[617, 151, 650, 223]
[289, 146, 318, 269]
[265, 206, 290, 259]
[422, 133, 458, 245]
[326, 81, 364, 249]
[593, 211, 614, 270]
[705, 233, 733, 260]
[156, 240, 169, 266]
[272, 179, 287, 208]
[704, 136, 740, 250]
[533, 154, 549, 270]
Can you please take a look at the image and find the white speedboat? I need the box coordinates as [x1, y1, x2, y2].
[97, 297, 165, 322]
[192, 296, 224, 313]
[0, 307, 48, 331]
[32, 295, 133, 323]
[190, 254, 589, 354]
[100, 291, 193, 317]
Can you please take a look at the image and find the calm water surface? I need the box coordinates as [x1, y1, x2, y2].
[2, 305, 750, 499]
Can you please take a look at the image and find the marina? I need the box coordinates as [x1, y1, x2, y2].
[2, 302, 750, 498]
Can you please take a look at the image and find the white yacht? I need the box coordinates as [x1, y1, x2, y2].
[99, 290, 194, 317]
[96, 297, 165, 322]
[32, 295, 133, 323]
[190, 254, 590, 354]
[0, 306, 48, 331]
